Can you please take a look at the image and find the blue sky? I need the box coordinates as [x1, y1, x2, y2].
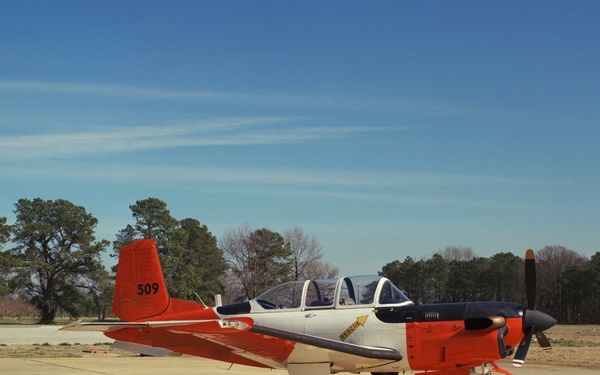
[1, 1, 599, 275]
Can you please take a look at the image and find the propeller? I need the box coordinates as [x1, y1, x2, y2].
[512, 249, 556, 367]
[525, 249, 537, 310]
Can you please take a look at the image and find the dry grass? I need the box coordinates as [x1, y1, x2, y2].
[0, 324, 599, 369]
[526, 325, 600, 369]
[0, 317, 98, 325]
[0, 342, 138, 358]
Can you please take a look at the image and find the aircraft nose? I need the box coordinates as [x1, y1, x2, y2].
[523, 309, 556, 333]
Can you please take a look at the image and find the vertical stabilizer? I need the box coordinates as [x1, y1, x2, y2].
[112, 239, 170, 321]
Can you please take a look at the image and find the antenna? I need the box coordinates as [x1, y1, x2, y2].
[194, 292, 208, 308]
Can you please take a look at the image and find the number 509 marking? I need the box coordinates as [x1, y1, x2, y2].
[137, 283, 159, 295]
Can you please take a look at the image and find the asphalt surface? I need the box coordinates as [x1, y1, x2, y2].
[0, 324, 110, 345]
[1, 326, 596, 375]
[4, 357, 598, 375]
[1, 357, 287, 375]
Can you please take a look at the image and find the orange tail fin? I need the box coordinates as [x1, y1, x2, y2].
[112, 239, 171, 321]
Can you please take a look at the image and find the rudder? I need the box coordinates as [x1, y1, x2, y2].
[112, 239, 170, 321]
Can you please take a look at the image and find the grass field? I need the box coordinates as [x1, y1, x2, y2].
[526, 325, 600, 369]
[0, 323, 598, 369]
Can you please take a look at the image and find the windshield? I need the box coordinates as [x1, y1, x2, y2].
[378, 279, 411, 304]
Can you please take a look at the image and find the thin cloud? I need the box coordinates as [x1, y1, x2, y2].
[0, 80, 228, 100]
[1, 162, 541, 211]
[0, 79, 336, 111]
[153, 166, 539, 188]
[0, 79, 484, 117]
[0, 119, 393, 160]
[3, 162, 539, 190]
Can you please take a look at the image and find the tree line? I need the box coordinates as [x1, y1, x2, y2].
[379, 245, 600, 324]
[1, 197, 599, 324]
[0, 197, 336, 323]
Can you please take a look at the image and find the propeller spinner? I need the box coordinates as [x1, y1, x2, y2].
[512, 249, 556, 367]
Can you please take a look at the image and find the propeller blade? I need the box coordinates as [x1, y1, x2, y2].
[535, 331, 552, 350]
[515, 249, 556, 367]
[513, 328, 533, 367]
[525, 249, 536, 310]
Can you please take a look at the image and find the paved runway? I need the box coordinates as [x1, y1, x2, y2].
[1, 356, 285, 375]
[1, 326, 596, 375]
[0, 324, 110, 345]
[3, 357, 598, 375]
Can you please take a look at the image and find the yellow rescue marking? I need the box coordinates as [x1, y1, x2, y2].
[339, 315, 369, 341]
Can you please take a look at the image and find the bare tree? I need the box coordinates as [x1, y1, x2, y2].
[305, 260, 339, 280]
[440, 246, 475, 262]
[284, 227, 324, 280]
[220, 226, 291, 300]
[536, 245, 588, 321]
[0, 297, 38, 320]
[220, 226, 254, 301]
[536, 245, 587, 271]
[219, 269, 245, 304]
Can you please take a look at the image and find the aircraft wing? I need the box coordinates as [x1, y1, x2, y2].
[249, 324, 402, 372]
[62, 319, 402, 372]
[251, 324, 402, 360]
[152, 322, 402, 371]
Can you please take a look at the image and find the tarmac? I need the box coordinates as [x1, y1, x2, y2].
[1, 356, 287, 375]
[0, 324, 110, 345]
[0, 325, 596, 375]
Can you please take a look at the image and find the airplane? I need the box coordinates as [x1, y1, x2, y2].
[63, 238, 556, 375]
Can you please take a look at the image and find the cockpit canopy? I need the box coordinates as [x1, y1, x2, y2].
[254, 275, 412, 311]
